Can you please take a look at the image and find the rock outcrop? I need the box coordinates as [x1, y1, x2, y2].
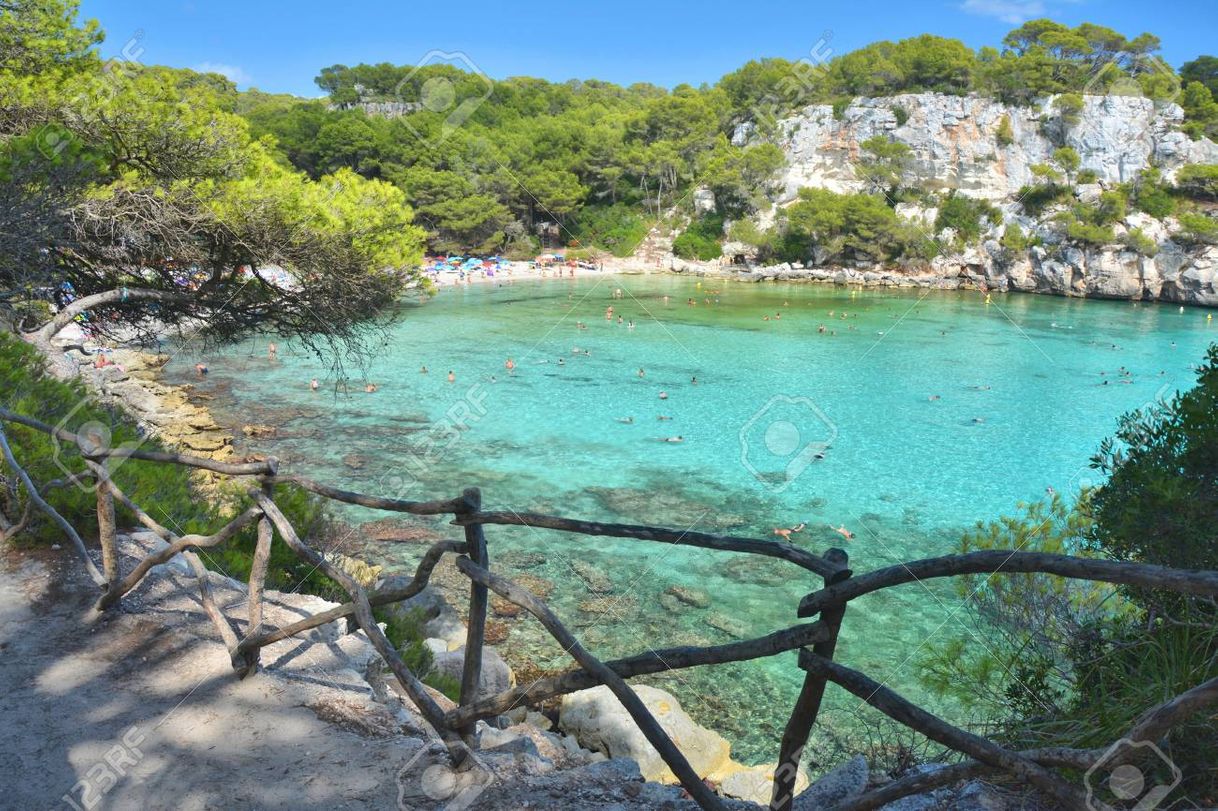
[766, 93, 1218, 201]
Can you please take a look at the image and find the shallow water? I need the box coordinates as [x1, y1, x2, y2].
[169, 275, 1216, 765]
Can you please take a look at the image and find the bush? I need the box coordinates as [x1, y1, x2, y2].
[1177, 212, 1218, 245]
[779, 187, 935, 264]
[1176, 164, 1218, 200]
[891, 104, 909, 126]
[831, 97, 851, 121]
[0, 332, 339, 598]
[568, 204, 648, 257]
[999, 222, 1035, 253]
[935, 193, 1001, 243]
[1130, 168, 1177, 218]
[375, 606, 462, 700]
[1120, 227, 1158, 256]
[1076, 168, 1099, 184]
[672, 214, 724, 261]
[995, 114, 1014, 147]
[1018, 182, 1072, 215]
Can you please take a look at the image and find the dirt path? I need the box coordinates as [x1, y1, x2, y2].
[0, 541, 434, 811]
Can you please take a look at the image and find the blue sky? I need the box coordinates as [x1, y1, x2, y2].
[79, 0, 1217, 96]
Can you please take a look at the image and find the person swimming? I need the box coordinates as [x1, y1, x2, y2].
[659, 436, 684, 443]
[658, 391, 669, 400]
[267, 342, 278, 360]
[691, 376, 698, 385]
[310, 378, 319, 391]
[195, 362, 208, 376]
[617, 416, 634, 424]
[657, 415, 673, 421]
[831, 524, 854, 541]
[365, 383, 378, 393]
[558, 358, 565, 366]
[637, 368, 646, 378]
[505, 358, 516, 373]
[420, 365, 428, 374]
[447, 371, 455, 383]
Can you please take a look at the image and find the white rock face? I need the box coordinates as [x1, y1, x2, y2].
[559, 684, 731, 783]
[771, 93, 1218, 202]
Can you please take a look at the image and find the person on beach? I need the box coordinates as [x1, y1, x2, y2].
[310, 378, 319, 391]
[195, 362, 208, 377]
[268, 342, 277, 361]
[447, 371, 455, 383]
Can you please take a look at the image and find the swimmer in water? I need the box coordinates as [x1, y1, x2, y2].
[637, 368, 646, 379]
[310, 378, 319, 391]
[617, 416, 634, 424]
[657, 415, 673, 421]
[929, 395, 941, 401]
[691, 376, 698, 385]
[420, 366, 428, 374]
[365, 383, 378, 393]
[659, 391, 669, 400]
[195, 362, 208, 377]
[447, 371, 455, 383]
[268, 342, 277, 361]
[831, 524, 854, 541]
[658, 436, 684, 443]
[558, 358, 565, 366]
[505, 358, 516, 373]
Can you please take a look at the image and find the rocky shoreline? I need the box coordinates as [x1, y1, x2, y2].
[667, 242, 1218, 306]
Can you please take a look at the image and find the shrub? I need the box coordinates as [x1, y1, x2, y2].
[0, 332, 339, 598]
[935, 193, 1002, 243]
[831, 97, 851, 121]
[1130, 168, 1177, 218]
[891, 104, 909, 126]
[1120, 227, 1158, 256]
[1053, 93, 1084, 128]
[375, 606, 462, 700]
[1176, 164, 1218, 200]
[1176, 212, 1218, 245]
[1076, 168, 1099, 184]
[995, 114, 1014, 146]
[1018, 182, 1072, 215]
[779, 187, 935, 264]
[672, 214, 724, 260]
[999, 222, 1035, 253]
[568, 204, 648, 257]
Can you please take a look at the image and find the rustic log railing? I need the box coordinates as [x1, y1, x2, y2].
[2, 404, 1217, 811]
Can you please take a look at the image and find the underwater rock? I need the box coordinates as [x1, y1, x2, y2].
[658, 593, 684, 613]
[241, 423, 277, 438]
[705, 612, 749, 638]
[342, 453, 367, 470]
[723, 556, 788, 587]
[577, 596, 638, 616]
[572, 560, 614, 594]
[358, 519, 443, 544]
[491, 595, 523, 618]
[514, 573, 554, 599]
[499, 551, 548, 570]
[586, 486, 748, 531]
[664, 585, 711, 609]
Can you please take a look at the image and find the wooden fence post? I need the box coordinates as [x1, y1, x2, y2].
[456, 486, 489, 742]
[95, 469, 119, 594]
[771, 547, 851, 811]
[241, 457, 278, 677]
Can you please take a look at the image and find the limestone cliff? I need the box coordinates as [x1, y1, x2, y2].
[716, 93, 1218, 305]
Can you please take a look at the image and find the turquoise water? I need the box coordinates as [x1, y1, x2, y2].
[170, 275, 1216, 766]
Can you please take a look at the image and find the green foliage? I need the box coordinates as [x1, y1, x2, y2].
[374, 606, 462, 700]
[1120, 227, 1157, 256]
[856, 135, 912, 193]
[568, 204, 648, 257]
[1175, 164, 1218, 200]
[1052, 93, 1084, 128]
[1076, 168, 1098, 184]
[1017, 181, 1071, 215]
[1177, 212, 1218, 244]
[1181, 55, 1218, 97]
[778, 187, 934, 264]
[1128, 168, 1176, 218]
[831, 97, 850, 121]
[891, 104, 909, 126]
[672, 214, 724, 260]
[1057, 192, 1126, 246]
[999, 222, 1035, 253]
[995, 114, 1014, 146]
[935, 193, 1001, 243]
[1050, 146, 1080, 179]
[0, 0, 102, 74]
[0, 333, 338, 598]
[1180, 81, 1218, 140]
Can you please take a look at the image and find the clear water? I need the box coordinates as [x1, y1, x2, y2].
[168, 275, 1216, 767]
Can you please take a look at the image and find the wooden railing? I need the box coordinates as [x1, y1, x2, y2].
[2, 404, 1217, 810]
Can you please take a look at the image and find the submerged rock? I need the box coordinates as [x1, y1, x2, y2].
[572, 560, 614, 594]
[664, 585, 711, 609]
